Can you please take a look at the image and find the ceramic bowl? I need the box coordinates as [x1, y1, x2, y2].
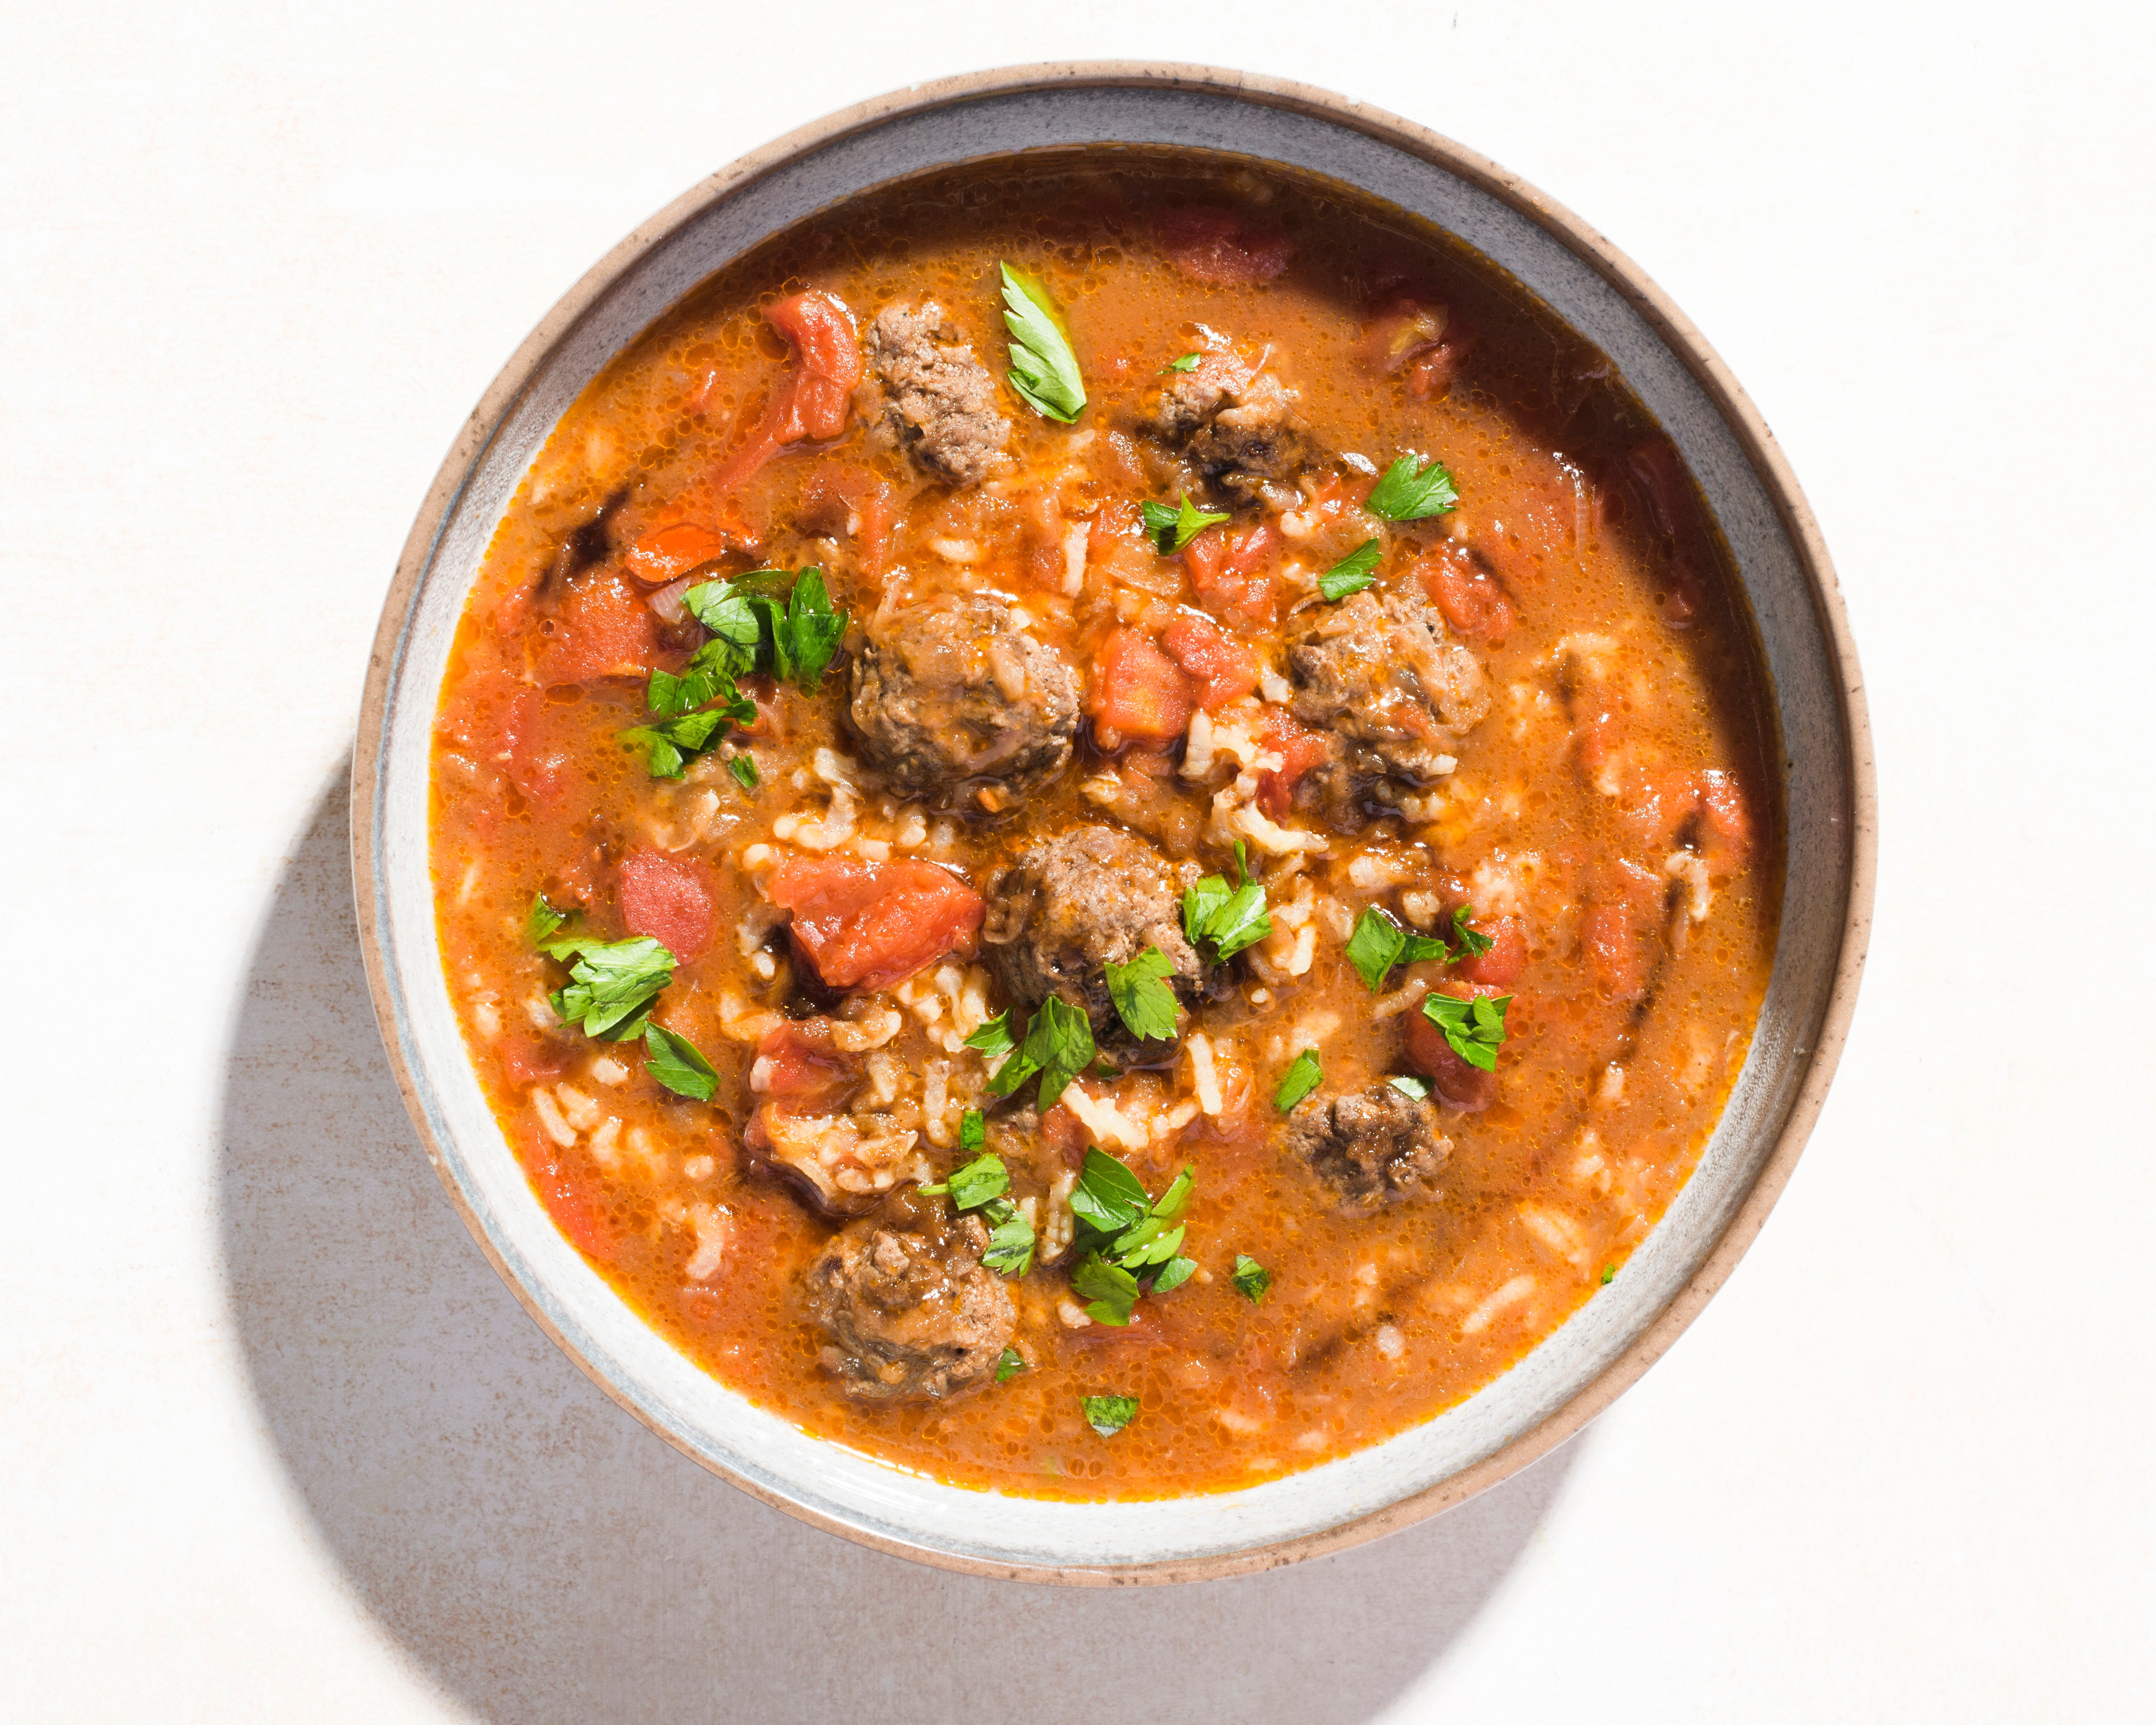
[353, 63, 1874, 1583]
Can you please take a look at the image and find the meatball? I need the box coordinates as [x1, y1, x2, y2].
[981, 824, 1212, 1037]
[864, 302, 1011, 486]
[848, 595, 1080, 810]
[1139, 349, 1317, 503]
[1285, 1085, 1451, 1212]
[802, 1187, 1016, 1403]
[1287, 589, 1490, 821]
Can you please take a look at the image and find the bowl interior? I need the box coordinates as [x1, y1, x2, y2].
[358, 72, 1859, 1579]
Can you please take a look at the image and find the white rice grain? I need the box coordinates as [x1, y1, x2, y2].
[530, 1090, 577, 1149]
[1461, 1275, 1537, 1335]
[1188, 1033, 1224, 1116]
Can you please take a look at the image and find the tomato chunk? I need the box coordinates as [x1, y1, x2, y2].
[1156, 206, 1292, 285]
[713, 291, 863, 495]
[1414, 545, 1515, 642]
[1182, 521, 1280, 625]
[1696, 769, 1753, 873]
[1455, 914, 1527, 987]
[1583, 861, 1664, 1002]
[1162, 612, 1260, 712]
[622, 522, 730, 587]
[1087, 628, 1195, 745]
[750, 1019, 859, 1111]
[617, 849, 718, 961]
[1402, 982, 1509, 1113]
[435, 670, 571, 801]
[1256, 708, 1334, 818]
[538, 569, 665, 684]
[517, 1133, 616, 1262]
[768, 856, 985, 991]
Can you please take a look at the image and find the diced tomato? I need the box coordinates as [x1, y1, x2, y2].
[1358, 291, 1477, 400]
[712, 291, 863, 496]
[1162, 612, 1260, 712]
[537, 569, 665, 684]
[496, 1033, 572, 1085]
[1255, 709, 1334, 818]
[435, 670, 571, 801]
[617, 849, 718, 961]
[516, 1132, 616, 1262]
[768, 856, 986, 992]
[1402, 982, 1509, 1113]
[1087, 628, 1195, 745]
[1085, 498, 1157, 587]
[1583, 861, 1664, 1003]
[750, 1019, 859, 1111]
[1695, 769, 1754, 873]
[1455, 915, 1527, 987]
[1156, 206, 1293, 285]
[622, 522, 730, 587]
[797, 464, 897, 578]
[1182, 521, 1279, 625]
[1414, 545, 1515, 642]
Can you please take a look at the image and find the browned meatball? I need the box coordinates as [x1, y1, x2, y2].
[848, 594, 1079, 810]
[1285, 1084, 1451, 1212]
[802, 1187, 1016, 1403]
[981, 824, 1214, 1039]
[1287, 589, 1490, 823]
[1139, 348, 1317, 504]
[864, 302, 1011, 486]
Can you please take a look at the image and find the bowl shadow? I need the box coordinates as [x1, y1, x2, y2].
[217, 762, 1578, 1723]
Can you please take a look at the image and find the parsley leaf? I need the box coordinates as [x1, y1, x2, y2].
[526, 893, 569, 947]
[1421, 991, 1512, 1071]
[548, 936, 675, 1041]
[1600, 1264, 1617, 1286]
[726, 754, 758, 795]
[1389, 1073, 1432, 1100]
[959, 1108, 985, 1155]
[1151, 1256, 1198, 1293]
[1139, 492, 1231, 554]
[984, 996, 1095, 1110]
[1082, 1394, 1139, 1436]
[963, 1009, 1016, 1061]
[1070, 1148, 1152, 1235]
[680, 566, 847, 692]
[1450, 903, 1495, 957]
[1319, 538, 1383, 600]
[1105, 945, 1180, 1042]
[1000, 262, 1086, 424]
[1273, 1048, 1322, 1112]
[919, 1146, 1035, 1276]
[996, 1346, 1028, 1383]
[1366, 453, 1460, 521]
[1181, 869, 1271, 963]
[619, 700, 752, 780]
[941, 1154, 1012, 1210]
[980, 1200, 1037, 1278]
[1163, 352, 1201, 373]
[1072, 1251, 1141, 1325]
[1344, 906, 1455, 991]
[643, 1023, 717, 1101]
[1232, 1254, 1273, 1303]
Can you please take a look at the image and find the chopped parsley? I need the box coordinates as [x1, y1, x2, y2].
[963, 1009, 1016, 1061]
[1105, 945, 1180, 1042]
[546, 936, 675, 1041]
[1421, 991, 1512, 1071]
[1600, 1264, 1617, 1286]
[1449, 904, 1495, 958]
[1139, 492, 1230, 554]
[726, 754, 758, 794]
[1163, 351, 1202, 373]
[1181, 847, 1271, 962]
[959, 1107, 985, 1155]
[919, 1148, 1036, 1279]
[1343, 905, 1455, 991]
[983, 996, 1096, 1111]
[1067, 1152, 1197, 1323]
[1366, 453, 1460, 521]
[1232, 1254, 1273, 1304]
[1273, 1048, 1322, 1112]
[682, 565, 846, 691]
[1082, 1394, 1139, 1437]
[1000, 262, 1086, 424]
[996, 1347, 1029, 1383]
[526, 892, 571, 947]
[642, 1023, 717, 1101]
[1389, 1073, 1433, 1101]
[1318, 538, 1383, 600]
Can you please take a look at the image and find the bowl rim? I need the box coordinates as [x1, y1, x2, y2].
[351, 60, 1875, 1584]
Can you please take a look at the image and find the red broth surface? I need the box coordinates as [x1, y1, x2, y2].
[430, 155, 1779, 1499]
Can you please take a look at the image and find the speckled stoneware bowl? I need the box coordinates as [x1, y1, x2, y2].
[353, 64, 1874, 1584]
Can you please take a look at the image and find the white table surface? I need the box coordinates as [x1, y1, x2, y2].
[7, 3, 2151, 1718]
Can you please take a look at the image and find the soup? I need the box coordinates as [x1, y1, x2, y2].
[430, 154, 1778, 1499]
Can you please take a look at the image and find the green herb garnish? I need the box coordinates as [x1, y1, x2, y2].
[1232, 1254, 1272, 1304]
[1389, 1073, 1432, 1101]
[1000, 262, 1086, 424]
[546, 936, 675, 1041]
[619, 702, 753, 780]
[959, 1107, 985, 1155]
[1343, 906, 1455, 992]
[919, 1148, 1036, 1278]
[1600, 1264, 1616, 1286]
[643, 1022, 718, 1100]
[1366, 453, 1460, 521]
[526, 893, 569, 947]
[1318, 538, 1383, 600]
[1450, 904, 1495, 958]
[996, 1347, 1029, 1383]
[983, 996, 1095, 1110]
[1181, 852, 1271, 963]
[963, 1009, 1016, 1061]
[1082, 1394, 1138, 1436]
[1421, 992, 1512, 1071]
[1072, 1251, 1141, 1325]
[1066, 1152, 1197, 1322]
[1105, 945, 1180, 1042]
[681, 565, 845, 691]
[1139, 492, 1230, 554]
[1163, 352, 1201, 373]
[1273, 1048, 1322, 1112]
[726, 754, 758, 795]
